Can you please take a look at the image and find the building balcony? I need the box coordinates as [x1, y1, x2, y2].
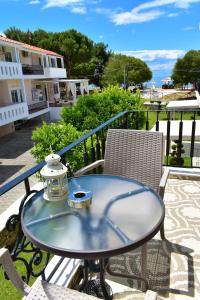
[28, 100, 49, 119]
[44, 67, 67, 78]
[0, 61, 22, 79]
[0, 109, 200, 299]
[0, 102, 28, 126]
[22, 64, 44, 76]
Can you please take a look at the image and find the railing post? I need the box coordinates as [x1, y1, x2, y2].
[90, 135, 96, 163]
[125, 112, 128, 129]
[24, 178, 30, 195]
[96, 133, 101, 160]
[177, 112, 183, 165]
[145, 111, 149, 130]
[156, 111, 159, 131]
[83, 140, 89, 166]
[101, 129, 106, 159]
[190, 112, 196, 167]
[166, 112, 171, 166]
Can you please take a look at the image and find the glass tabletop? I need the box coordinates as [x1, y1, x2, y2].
[21, 174, 165, 259]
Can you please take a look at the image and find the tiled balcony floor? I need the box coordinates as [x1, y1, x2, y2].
[107, 178, 200, 299]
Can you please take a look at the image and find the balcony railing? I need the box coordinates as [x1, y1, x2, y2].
[44, 67, 67, 78]
[1, 109, 200, 197]
[22, 64, 44, 75]
[0, 102, 28, 126]
[28, 101, 48, 113]
[0, 61, 22, 79]
[1, 109, 200, 284]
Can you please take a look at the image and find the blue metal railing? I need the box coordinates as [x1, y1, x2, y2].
[1, 108, 200, 199]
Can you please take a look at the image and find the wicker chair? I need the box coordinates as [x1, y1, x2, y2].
[75, 129, 168, 198]
[0, 248, 157, 300]
[75, 129, 169, 287]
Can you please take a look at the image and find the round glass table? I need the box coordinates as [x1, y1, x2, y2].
[21, 174, 165, 299]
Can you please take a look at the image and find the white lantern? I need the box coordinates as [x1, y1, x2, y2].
[40, 154, 68, 201]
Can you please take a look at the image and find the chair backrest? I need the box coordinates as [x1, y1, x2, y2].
[104, 129, 163, 192]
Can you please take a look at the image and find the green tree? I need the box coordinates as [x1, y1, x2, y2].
[61, 85, 144, 131]
[4, 27, 28, 43]
[172, 50, 200, 87]
[58, 30, 94, 77]
[102, 54, 152, 87]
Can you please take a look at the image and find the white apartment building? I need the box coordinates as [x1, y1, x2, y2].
[0, 35, 67, 137]
[0, 35, 90, 134]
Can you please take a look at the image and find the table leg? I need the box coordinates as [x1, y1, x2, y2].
[79, 259, 113, 300]
[79, 260, 89, 291]
[99, 259, 113, 300]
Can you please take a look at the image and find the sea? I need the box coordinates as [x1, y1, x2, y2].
[145, 70, 172, 88]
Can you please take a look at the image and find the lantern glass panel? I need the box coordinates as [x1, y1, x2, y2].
[49, 178, 60, 196]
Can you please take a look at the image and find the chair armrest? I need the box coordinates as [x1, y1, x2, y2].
[145, 290, 157, 300]
[74, 160, 104, 176]
[159, 167, 170, 199]
[0, 248, 31, 295]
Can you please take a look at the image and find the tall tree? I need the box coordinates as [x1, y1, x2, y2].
[102, 54, 152, 87]
[4, 27, 28, 43]
[172, 50, 200, 87]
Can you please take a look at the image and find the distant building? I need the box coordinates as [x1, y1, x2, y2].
[0, 35, 89, 136]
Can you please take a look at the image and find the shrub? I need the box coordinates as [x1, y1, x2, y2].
[169, 140, 185, 166]
[31, 122, 84, 171]
[61, 85, 145, 131]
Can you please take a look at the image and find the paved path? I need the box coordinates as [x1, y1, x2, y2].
[0, 120, 43, 213]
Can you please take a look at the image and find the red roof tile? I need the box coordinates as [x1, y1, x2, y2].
[0, 35, 63, 57]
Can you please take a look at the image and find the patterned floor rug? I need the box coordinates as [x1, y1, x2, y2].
[107, 179, 200, 300]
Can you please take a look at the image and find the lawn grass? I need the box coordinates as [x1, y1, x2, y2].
[141, 110, 200, 130]
[162, 91, 196, 102]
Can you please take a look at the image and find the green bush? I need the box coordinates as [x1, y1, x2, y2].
[31, 86, 145, 169]
[61, 85, 145, 131]
[169, 140, 185, 167]
[31, 122, 84, 171]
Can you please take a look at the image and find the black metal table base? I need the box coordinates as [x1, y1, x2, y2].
[79, 259, 113, 300]
[82, 279, 112, 299]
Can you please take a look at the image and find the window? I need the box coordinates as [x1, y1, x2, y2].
[11, 90, 19, 103]
[53, 83, 59, 94]
[32, 87, 44, 101]
[19, 90, 23, 102]
[50, 58, 56, 68]
[57, 58, 62, 68]
[10, 89, 23, 104]
[22, 51, 29, 57]
[43, 56, 47, 68]
[5, 52, 12, 62]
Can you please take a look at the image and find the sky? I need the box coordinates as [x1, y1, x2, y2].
[1, 0, 200, 86]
